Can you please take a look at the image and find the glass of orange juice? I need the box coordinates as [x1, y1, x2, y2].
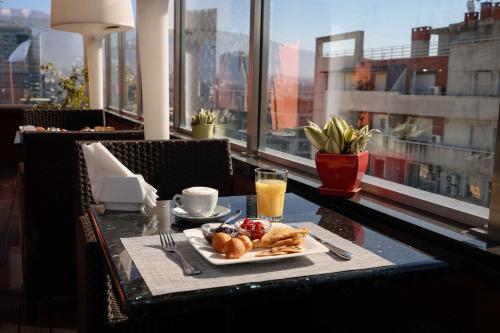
[255, 168, 288, 222]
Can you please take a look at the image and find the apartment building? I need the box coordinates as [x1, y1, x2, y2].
[312, 2, 500, 206]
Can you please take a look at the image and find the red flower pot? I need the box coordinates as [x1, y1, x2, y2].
[315, 151, 369, 196]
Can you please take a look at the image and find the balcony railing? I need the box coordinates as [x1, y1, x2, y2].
[324, 35, 500, 60]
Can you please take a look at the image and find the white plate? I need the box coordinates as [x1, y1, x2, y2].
[183, 227, 330, 265]
[172, 205, 231, 222]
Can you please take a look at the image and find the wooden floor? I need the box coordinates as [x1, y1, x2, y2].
[0, 170, 76, 333]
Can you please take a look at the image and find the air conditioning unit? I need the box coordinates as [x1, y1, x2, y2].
[431, 135, 442, 144]
[446, 174, 459, 185]
[445, 184, 459, 197]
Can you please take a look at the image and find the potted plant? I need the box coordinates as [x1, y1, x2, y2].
[214, 108, 236, 138]
[304, 115, 379, 196]
[191, 108, 215, 139]
[31, 63, 89, 109]
[392, 117, 428, 141]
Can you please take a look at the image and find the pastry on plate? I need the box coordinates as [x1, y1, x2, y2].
[237, 234, 252, 252]
[260, 224, 309, 246]
[252, 235, 304, 248]
[224, 238, 246, 259]
[212, 232, 232, 253]
[253, 224, 310, 248]
[255, 245, 304, 257]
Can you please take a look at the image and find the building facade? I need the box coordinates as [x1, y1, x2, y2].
[0, 22, 41, 104]
[311, 3, 500, 207]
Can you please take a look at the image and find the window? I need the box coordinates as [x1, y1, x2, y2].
[101, 0, 499, 225]
[0, 1, 84, 105]
[374, 72, 387, 92]
[257, 0, 498, 209]
[497, 72, 500, 96]
[124, 28, 137, 113]
[181, 0, 251, 143]
[109, 33, 120, 108]
[168, 0, 174, 124]
[120, 0, 138, 115]
[474, 71, 492, 97]
[412, 72, 436, 94]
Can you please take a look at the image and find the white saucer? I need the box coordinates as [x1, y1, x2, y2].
[172, 205, 231, 222]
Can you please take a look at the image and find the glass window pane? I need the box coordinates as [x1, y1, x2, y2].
[0, 1, 84, 105]
[110, 33, 119, 108]
[169, 0, 174, 125]
[262, 0, 499, 208]
[103, 47, 107, 107]
[182, 0, 251, 143]
[124, 30, 137, 113]
[124, 1, 137, 113]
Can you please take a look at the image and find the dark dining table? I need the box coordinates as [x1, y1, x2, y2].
[89, 193, 447, 330]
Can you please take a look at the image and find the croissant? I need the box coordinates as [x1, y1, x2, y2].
[237, 235, 252, 252]
[224, 238, 246, 259]
[212, 232, 231, 253]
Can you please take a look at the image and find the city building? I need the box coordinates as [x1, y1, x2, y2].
[0, 22, 41, 104]
[184, 8, 217, 122]
[310, 4, 500, 207]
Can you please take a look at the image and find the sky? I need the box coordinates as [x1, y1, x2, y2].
[4, 0, 469, 51]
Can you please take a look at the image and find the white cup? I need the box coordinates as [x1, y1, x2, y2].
[172, 187, 218, 217]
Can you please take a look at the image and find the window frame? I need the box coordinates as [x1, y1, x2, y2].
[104, 29, 141, 119]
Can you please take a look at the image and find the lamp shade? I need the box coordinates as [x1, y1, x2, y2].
[51, 0, 134, 36]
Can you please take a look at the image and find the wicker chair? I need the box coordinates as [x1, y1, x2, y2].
[75, 139, 233, 333]
[77, 139, 233, 210]
[21, 130, 144, 307]
[76, 215, 129, 333]
[22, 108, 104, 130]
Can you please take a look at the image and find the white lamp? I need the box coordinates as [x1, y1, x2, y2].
[51, 0, 135, 109]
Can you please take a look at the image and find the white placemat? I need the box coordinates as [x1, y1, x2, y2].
[120, 222, 393, 296]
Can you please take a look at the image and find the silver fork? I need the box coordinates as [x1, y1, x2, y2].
[159, 231, 201, 275]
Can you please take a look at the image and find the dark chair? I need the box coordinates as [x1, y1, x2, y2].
[76, 215, 129, 333]
[77, 139, 233, 210]
[22, 108, 104, 130]
[75, 139, 233, 333]
[21, 130, 144, 307]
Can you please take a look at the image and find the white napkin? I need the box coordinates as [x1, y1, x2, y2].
[19, 125, 36, 131]
[81, 142, 159, 208]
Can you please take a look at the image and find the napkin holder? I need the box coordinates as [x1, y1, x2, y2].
[98, 175, 146, 211]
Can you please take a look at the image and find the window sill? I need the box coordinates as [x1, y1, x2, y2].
[257, 146, 488, 229]
[105, 109, 143, 126]
[361, 175, 489, 228]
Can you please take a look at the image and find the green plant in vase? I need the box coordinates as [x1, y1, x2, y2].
[191, 108, 216, 139]
[214, 108, 236, 137]
[304, 115, 380, 196]
[33, 63, 89, 109]
[393, 117, 429, 141]
[304, 115, 379, 154]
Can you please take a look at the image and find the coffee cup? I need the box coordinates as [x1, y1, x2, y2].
[172, 187, 218, 217]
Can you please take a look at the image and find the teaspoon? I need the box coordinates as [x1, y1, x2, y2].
[215, 209, 242, 229]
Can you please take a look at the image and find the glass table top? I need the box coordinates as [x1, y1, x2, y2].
[90, 193, 445, 314]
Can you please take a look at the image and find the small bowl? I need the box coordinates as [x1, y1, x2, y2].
[201, 223, 239, 244]
[235, 218, 272, 240]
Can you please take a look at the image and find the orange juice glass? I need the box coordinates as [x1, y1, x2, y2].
[255, 168, 287, 222]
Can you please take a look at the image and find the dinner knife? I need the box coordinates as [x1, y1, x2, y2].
[309, 233, 352, 260]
